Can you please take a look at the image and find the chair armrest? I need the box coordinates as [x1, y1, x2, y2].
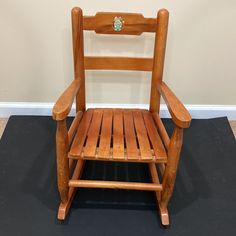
[157, 82, 191, 128]
[52, 79, 81, 121]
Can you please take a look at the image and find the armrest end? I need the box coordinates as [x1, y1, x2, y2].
[158, 82, 191, 128]
[52, 79, 80, 121]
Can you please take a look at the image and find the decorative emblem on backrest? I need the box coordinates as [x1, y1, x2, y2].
[113, 17, 124, 31]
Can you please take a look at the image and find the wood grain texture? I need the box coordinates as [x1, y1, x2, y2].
[149, 9, 169, 113]
[158, 82, 192, 128]
[113, 109, 125, 159]
[58, 160, 85, 220]
[160, 126, 183, 209]
[53, 7, 193, 225]
[123, 110, 139, 159]
[148, 163, 169, 225]
[52, 79, 80, 121]
[142, 111, 166, 161]
[70, 109, 93, 157]
[84, 12, 157, 35]
[83, 109, 103, 157]
[84, 56, 153, 71]
[68, 111, 83, 145]
[152, 112, 170, 149]
[68, 109, 167, 163]
[97, 109, 113, 159]
[72, 7, 86, 112]
[56, 120, 69, 203]
[133, 110, 152, 160]
[69, 180, 162, 191]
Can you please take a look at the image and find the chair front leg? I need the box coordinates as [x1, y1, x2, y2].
[56, 120, 69, 203]
[160, 126, 183, 209]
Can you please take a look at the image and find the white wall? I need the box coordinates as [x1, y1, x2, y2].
[0, 0, 236, 106]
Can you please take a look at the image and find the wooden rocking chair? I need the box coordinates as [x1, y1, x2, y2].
[52, 7, 191, 225]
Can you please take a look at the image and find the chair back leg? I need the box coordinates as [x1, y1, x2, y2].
[160, 126, 183, 209]
[71, 8, 86, 112]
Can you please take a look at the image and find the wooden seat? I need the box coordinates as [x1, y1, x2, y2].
[69, 109, 167, 162]
[52, 7, 192, 227]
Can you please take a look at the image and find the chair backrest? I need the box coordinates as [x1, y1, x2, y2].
[71, 7, 169, 113]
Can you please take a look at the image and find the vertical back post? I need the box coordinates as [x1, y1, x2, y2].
[149, 9, 169, 113]
[71, 7, 86, 112]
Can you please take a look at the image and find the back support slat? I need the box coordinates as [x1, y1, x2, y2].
[84, 56, 153, 71]
[83, 12, 157, 35]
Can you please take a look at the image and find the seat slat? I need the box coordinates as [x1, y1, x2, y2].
[97, 109, 113, 159]
[142, 111, 167, 161]
[133, 110, 153, 160]
[69, 109, 93, 157]
[123, 110, 139, 160]
[113, 109, 125, 159]
[68, 111, 83, 145]
[83, 110, 103, 157]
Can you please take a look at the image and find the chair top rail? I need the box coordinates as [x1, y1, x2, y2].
[83, 12, 157, 35]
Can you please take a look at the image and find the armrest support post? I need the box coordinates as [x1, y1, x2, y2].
[160, 126, 183, 209]
[56, 119, 69, 203]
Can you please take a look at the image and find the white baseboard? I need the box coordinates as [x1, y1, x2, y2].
[0, 102, 236, 120]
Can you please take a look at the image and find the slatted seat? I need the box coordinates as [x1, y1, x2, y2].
[69, 109, 167, 162]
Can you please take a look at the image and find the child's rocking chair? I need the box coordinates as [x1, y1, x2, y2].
[52, 7, 191, 226]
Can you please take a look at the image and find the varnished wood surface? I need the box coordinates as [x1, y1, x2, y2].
[160, 126, 183, 209]
[123, 110, 139, 159]
[56, 120, 69, 203]
[84, 56, 153, 71]
[97, 109, 113, 158]
[69, 179, 163, 191]
[70, 109, 93, 157]
[148, 163, 169, 225]
[143, 111, 167, 159]
[72, 7, 86, 112]
[69, 108, 167, 163]
[58, 160, 85, 220]
[133, 110, 152, 159]
[83, 12, 157, 35]
[149, 9, 169, 113]
[52, 79, 80, 121]
[152, 112, 170, 149]
[52, 7, 194, 226]
[113, 109, 125, 159]
[83, 109, 103, 157]
[68, 111, 83, 145]
[158, 82, 192, 128]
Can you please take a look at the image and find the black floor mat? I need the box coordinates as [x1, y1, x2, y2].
[0, 116, 235, 236]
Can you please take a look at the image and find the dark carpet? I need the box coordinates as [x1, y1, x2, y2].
[0, 116, 236, 236]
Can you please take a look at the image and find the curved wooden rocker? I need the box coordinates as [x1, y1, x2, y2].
[52, 7, 191, 226]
